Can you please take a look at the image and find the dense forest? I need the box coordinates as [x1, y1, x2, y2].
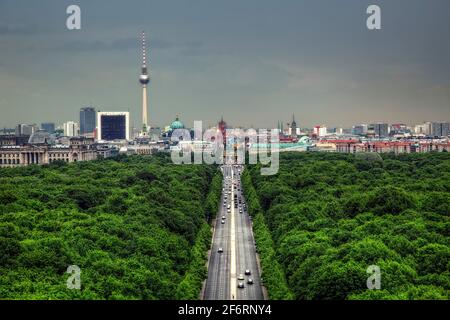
[243, 152, 450, 300]
[0, 154, 221, 299]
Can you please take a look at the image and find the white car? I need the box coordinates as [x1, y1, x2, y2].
[245, 269, 251, 275]
[218, 247, 223, 253]
[238, 282, 245, 289]
[238, 274, 244, 280]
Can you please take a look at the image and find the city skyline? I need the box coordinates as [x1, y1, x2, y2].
[0, 0, 449, 129]
[1, 1, 449, 308]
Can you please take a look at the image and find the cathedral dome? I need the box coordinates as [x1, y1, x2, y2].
[170, 116, 185, 130]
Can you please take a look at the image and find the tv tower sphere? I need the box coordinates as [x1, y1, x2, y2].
[140, 73, 150, 84]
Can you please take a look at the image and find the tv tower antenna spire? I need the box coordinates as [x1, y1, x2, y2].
[139, 31, 150, 135]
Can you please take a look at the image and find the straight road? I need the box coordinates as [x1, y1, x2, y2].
[204, 164, 264, 300]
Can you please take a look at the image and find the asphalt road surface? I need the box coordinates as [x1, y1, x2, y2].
[204, 164, 264, 300]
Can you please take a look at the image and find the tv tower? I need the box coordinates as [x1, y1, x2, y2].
[139, 31, 150, 134]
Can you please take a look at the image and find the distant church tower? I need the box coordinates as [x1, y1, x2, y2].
[291, 114, 297, 138]
[139, 31, 150, 135]
[218, 116, 227, 145]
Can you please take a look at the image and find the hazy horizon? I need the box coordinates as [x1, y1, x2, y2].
[0, 0, 449, 129]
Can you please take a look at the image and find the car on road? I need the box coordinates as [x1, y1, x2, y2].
[239, 209, 243, 213]
[245, 269, 251, 275]
[222, 215, 226, 220]
[238, 274, 244, 280]
[247, 278, 253, 285]
[221, 219, 225, 224]
[218, 247, 223, 253]
[227, 209, 231, 213]
[238, 282, 245, 289]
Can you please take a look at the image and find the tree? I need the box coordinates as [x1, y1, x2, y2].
[416, 244, 450, 275]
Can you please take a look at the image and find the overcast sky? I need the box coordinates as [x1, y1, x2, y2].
[0, 0, 449, 129]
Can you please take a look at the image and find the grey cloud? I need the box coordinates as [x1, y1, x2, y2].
[113, 38, 173, 50]
[49, 37, 192, 52]
[1, 0, 449, 129]
[183, 41, 204, 49]
[0, 24, 39, 35]
[178, 41, 205, 56]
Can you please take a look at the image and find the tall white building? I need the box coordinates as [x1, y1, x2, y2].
[414, 122, 432, 135]
[63, 121, 79, 137]
[314, 125, 327, 137]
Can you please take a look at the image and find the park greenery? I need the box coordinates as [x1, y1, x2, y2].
[0, 154, 220, 299]
[1, 151, 448, 300]
[241, 171, 294, 300]
[244, 152, 449, 300]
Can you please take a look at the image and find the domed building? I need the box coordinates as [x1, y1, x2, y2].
[170, 115, 185, 131]
[162, 115, 187, 139]
[28, 130, 52, 145]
